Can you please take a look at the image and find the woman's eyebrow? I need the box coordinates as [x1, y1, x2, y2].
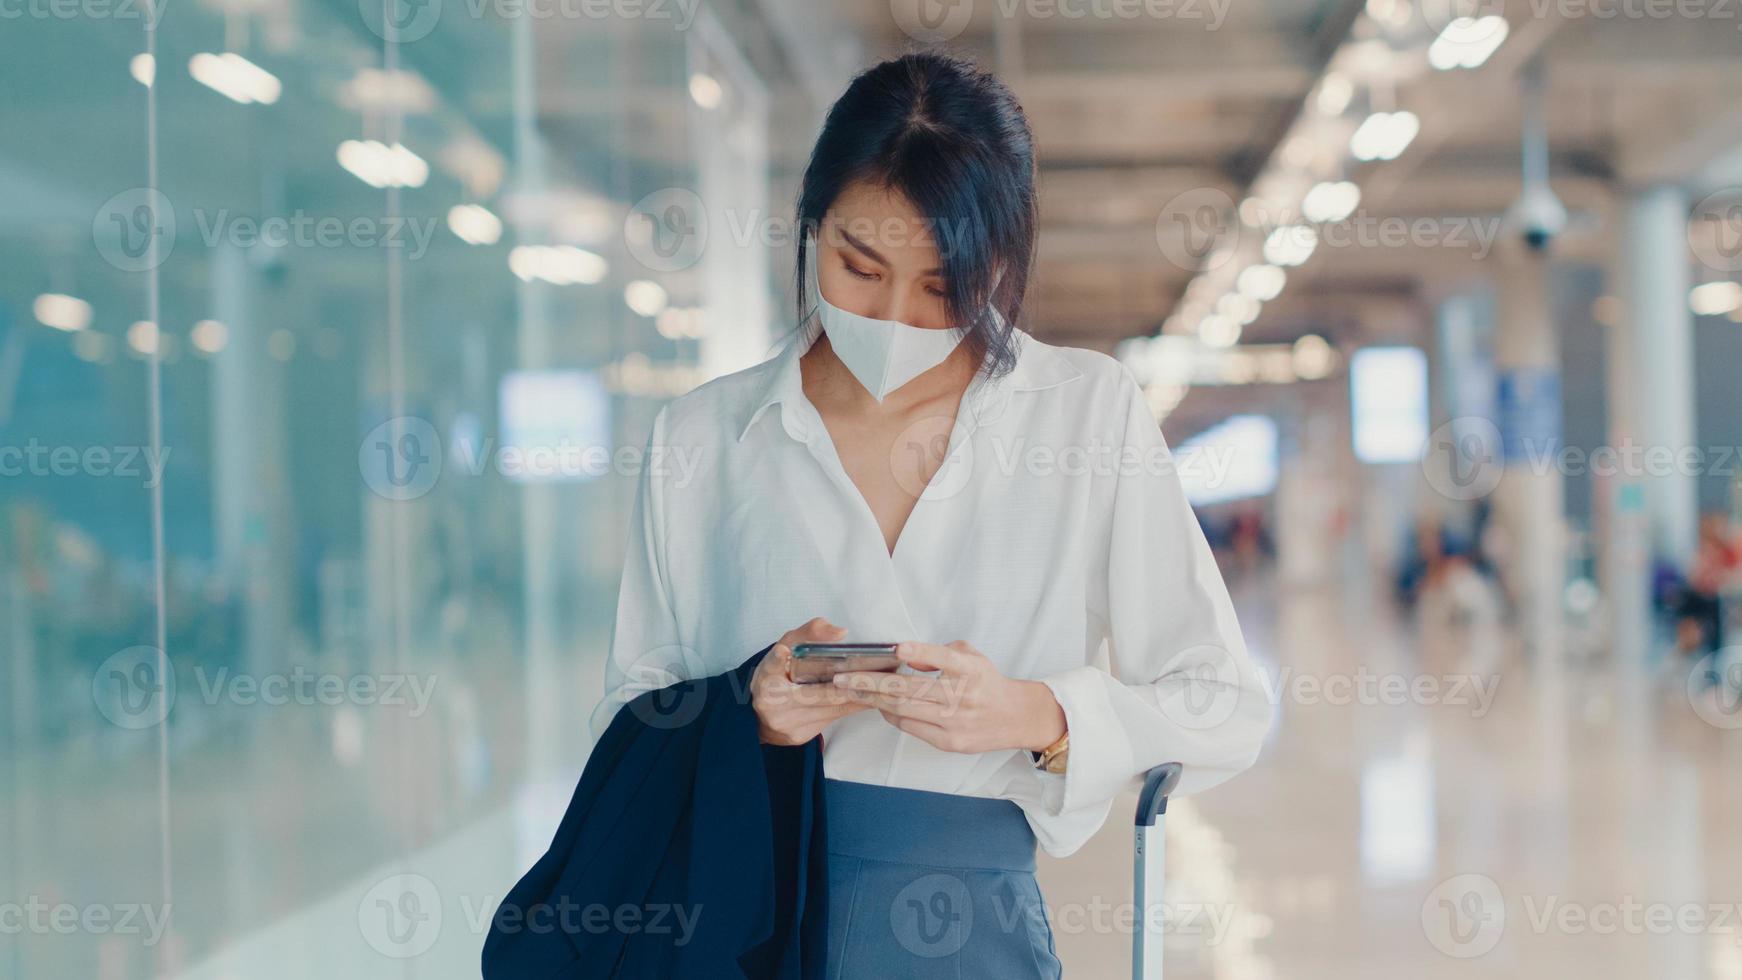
[839, 229, 943, 277]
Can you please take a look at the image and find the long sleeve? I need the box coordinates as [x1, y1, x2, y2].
[588, 405, 693, 743]
[1034, 365, 1272, 818]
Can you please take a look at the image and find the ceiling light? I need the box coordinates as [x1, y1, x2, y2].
[1428, 16, 1510, 70]
[448, 204, 503, 245]
[624, 280, 668, 317]
[1236, 264, 1287, 302]
[1293, 334, 1336, 380]
[1218, 293, 1262, 326]
[1690, 280, 1742, 317]
[191, 319, 228, 354]
[1301, 181, 1361, 223]
[34, 293, 92, 331]
[189, 52, 281, 105]
[689, 73, 723, 109]
[337, 140, 429, 189]
[127, 320, 159, 355]
[1264, 225, 1319, 267]
[509, 245, 607, 286]
[131, 53, 155, 88]
[1316, 73, 1353, 116]
[1200, 314, 1242, 349]
[1350, 111, 1419, 162]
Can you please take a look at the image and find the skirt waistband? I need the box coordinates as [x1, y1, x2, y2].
[823, 778, 1037, 873]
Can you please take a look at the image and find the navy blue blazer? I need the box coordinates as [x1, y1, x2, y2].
[482, 645, 829, 979]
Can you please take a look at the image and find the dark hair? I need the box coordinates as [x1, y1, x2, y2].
[793, 52, 1037, 381]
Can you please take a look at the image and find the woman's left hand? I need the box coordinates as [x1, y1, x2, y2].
[832, 641, 1066, 755]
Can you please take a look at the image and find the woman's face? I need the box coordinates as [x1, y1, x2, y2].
[815, 181, 952, 331]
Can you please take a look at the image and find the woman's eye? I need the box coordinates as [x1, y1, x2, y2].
[843, 261, 878, 281]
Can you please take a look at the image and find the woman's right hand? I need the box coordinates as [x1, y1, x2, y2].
[751, 617, 871, 745]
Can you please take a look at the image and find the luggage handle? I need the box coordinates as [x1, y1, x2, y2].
[1133, 763, 1182, 980]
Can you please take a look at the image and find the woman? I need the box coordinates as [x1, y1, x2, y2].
[595, 52, 1271, 978]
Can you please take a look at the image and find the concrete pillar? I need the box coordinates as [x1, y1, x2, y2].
[1493, 241, 1566, 659]
[1617, 185, 1699, 570]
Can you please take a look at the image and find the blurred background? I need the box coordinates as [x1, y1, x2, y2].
[3, 0, 1742, 977]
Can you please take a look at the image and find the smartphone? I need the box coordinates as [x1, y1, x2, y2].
[789, 642, 900, 684]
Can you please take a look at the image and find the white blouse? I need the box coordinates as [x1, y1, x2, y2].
[592, 324, 1272, 857]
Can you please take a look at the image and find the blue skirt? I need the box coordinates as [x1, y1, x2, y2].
[823, 778, 1062, 979]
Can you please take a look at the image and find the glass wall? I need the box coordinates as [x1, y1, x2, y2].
[1, 4, 811, 976]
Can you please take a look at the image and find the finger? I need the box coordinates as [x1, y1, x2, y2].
[794, 616, 848, 642]
[884, 713, 953, 748]
[788, 684, 859, 708]
[831, 671, 949, 702]
[845, 689, 951, 722]
[895, 641, 972, 674]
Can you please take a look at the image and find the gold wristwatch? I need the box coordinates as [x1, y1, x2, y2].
[1032, 730, 1070, 774]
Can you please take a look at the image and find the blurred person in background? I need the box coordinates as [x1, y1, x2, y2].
[1674, 510, 1742, 656]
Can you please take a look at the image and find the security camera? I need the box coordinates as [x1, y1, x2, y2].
[1505, 182, 1568, 252]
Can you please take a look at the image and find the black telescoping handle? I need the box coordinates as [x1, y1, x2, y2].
[1134, 763, 1183, 827]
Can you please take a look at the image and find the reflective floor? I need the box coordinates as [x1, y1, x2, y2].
[8, 569, 1741, 978]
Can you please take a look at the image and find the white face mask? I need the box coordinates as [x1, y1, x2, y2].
[805, 236, 966, 403]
